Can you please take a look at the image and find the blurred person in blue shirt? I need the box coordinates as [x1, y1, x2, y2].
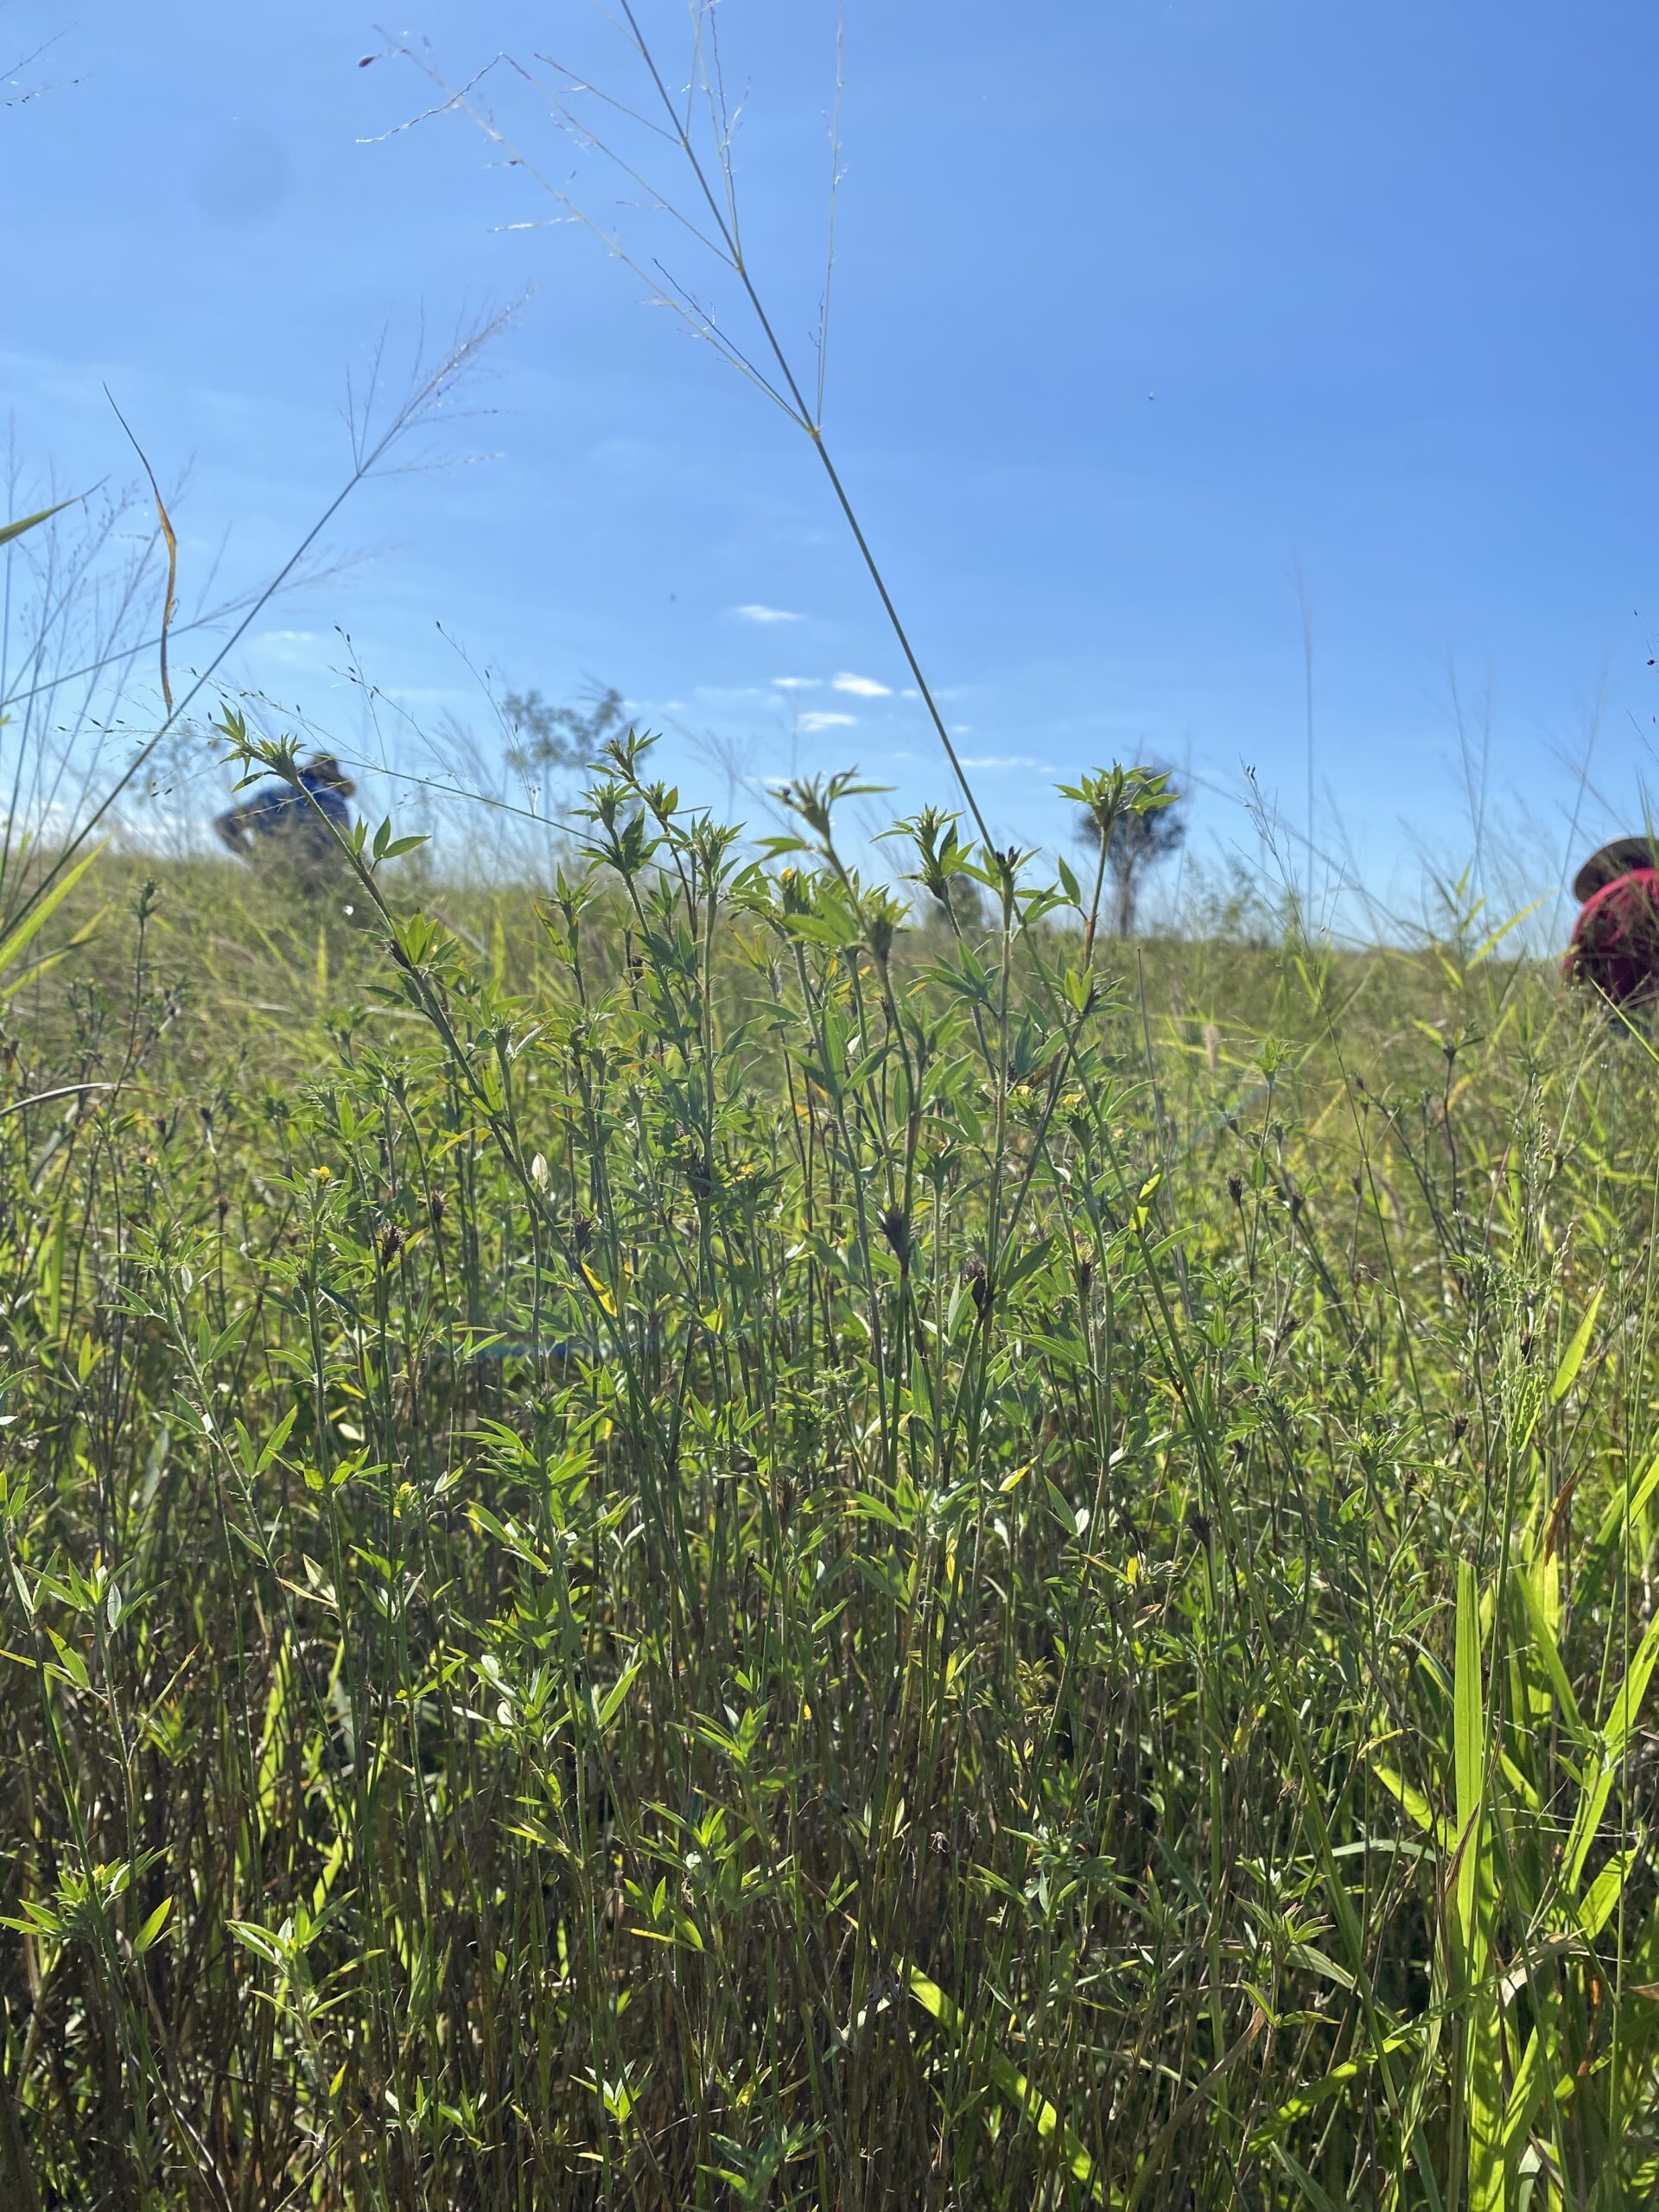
[214, 753, 355, 870]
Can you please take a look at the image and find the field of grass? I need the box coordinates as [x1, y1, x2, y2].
[2, 747, 1658, 2209]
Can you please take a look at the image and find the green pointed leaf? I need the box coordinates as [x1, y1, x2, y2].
[0, 497, 79, 550]
[1552, 1284, 1605, 1403]
[132, 1896, 174, 1955]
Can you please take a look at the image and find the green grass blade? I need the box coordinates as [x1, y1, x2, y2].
[1566, 1604, 1659, 1890]
[1551, 1284, 1605, 1403]
[0, 497, 79, 550]
[1453, 1559, 1484, 1957]
[904, 1961, 1107, 2201]
[0, 841, 108, 988]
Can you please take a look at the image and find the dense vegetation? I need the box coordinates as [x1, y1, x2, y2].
[2, 742, 1657, 2209]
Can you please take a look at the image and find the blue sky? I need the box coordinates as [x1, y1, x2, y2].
[6, 0, 1659, 919]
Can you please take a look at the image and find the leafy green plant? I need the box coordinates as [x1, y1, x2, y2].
[0, 747, 1654, 2207]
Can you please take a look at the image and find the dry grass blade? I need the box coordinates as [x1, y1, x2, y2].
[104, 390, 178, 714]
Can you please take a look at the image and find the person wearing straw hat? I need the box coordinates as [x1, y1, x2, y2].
[1565, 836, 1659, 1011]
[213, 753, 356, 871]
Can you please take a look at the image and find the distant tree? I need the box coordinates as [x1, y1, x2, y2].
[1071, 763, 1188, 940]
[938, 872, 988, 932]
[502, 685, 626, 779]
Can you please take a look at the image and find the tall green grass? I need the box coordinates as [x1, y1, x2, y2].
[2, 745, 1656, 2208]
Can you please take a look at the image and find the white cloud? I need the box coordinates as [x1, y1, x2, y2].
[251, 628, 328, 664]
[732, 602, 803, 623]
[833, 671, 892, 698]
[900, 687, 920, 699]
[800, 710, 857, 732]
[772, 676, 820, 690]
[960, 753, 1054, 772]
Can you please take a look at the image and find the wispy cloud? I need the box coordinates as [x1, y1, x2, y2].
[800, 710, 857, 732]
[960, 753, 1054, 772]
[772, 676, 820, 690]
[732, 602, 803, 624]
[833, 671, 892, 698]
[251, 628, 328, 664]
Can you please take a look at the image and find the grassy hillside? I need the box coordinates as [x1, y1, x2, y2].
[2, 755, 1656, 2209]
